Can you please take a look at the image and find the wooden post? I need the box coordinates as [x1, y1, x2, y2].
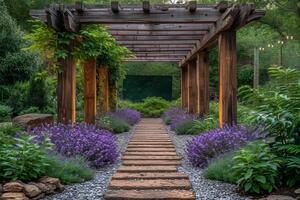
[197, 51, 210, 116]
[57, 56, 76, 124]
[99, 65, 109, 112]
[83, 58, 97, 124]
[188, 60, 198, 113]
[218, 30, 237, 127]
[181, 66, 188, 109]
[253, 47, 259, 89]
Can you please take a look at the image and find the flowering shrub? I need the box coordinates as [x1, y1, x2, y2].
[186, 126, 258, 168]
[112, 108, 141, 125]
[30, 123, 118, 168]
[170, 113, 195, 131]
[161, 107, 186, 125]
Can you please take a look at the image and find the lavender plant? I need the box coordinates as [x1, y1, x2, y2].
[30, 123, 119, 168]
[112, 108, 141, 125]
[186, 126, 258, 168]
[161, 107, 186, 125]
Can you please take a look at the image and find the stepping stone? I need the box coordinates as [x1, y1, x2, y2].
[118, 166, 177, 173]
[109, 179, 192, 190]
[124, 152, 178, 156]
[129, 142, 173, 145]
[126, 148, 176, 152]
[123, 155, 180, 160]
[123, 160, 181, 166]
[112, 172, 188, 180]
[105, 190, 195, 200]
[127, 144, 174, 148]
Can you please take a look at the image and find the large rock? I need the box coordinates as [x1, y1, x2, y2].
[28, 183, 54, 195]
[0, 192, 29, 200]
[39, 177, 64, 192]
[259, 195, 296, 200]
[3, 182, 23, 193]
[23, 184, 41, 198]
[295, 188, 300, 194]
[13, 114, 53, 129]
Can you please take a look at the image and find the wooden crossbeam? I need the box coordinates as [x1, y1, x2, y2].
[179, 5, 239, 66]
[132, 50, 189, 54]
[114, 35, 202, 41]
[108, 24, 211, 31]
[179, 5, 265, 66]
[134, 53, 186, 57]
[109, 30, 207, 36]
[118, 40, 198, 45]
[78, 10, 220, 24]
[126, 48, 191, 53]
[123, 44, 195, 48]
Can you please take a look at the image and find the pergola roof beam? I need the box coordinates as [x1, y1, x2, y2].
[118, 40, 198, 45]
[109, 30, 207, 36]
[114, 35, 203, 41]
[108, 24, 211, 31]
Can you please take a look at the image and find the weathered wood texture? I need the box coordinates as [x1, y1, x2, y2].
[83, 58, 97, 124]
[218, 31, 237, 127]
[99, 65, 109, 112]
[57, 56, 76, 124]
[181, 66, 188, 109]
[197, 51, 210, 116]
[187, 60, 198, 113]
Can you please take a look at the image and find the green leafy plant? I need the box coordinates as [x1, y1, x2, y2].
[175, 119, 195, 135]
[0, 135, 52, 181]
[0, 104, 12, 122]
[232, 141, 280, 194]
[19, 106, 40, 115]
[45, 155, 95, 184]
[0, 123, 23, 146]
[204, 153, 237, 184]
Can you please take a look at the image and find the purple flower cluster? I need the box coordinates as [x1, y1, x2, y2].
[170, 113, 195, 131]
[112, 108, 141, 125]
[30, 123, 119, 168]
[161, 107, 186, 122]
[186, 125, 257, 168]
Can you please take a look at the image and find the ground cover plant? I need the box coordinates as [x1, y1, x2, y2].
[45, 155, 95, 184]
[30, 123, 119, 168]
[204, 153, 237, 184]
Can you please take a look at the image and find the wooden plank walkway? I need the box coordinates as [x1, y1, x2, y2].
[105, 118, 195, 200]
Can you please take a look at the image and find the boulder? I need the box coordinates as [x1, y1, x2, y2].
[295, 188, 300, 194]
[259, 195, 296, 200]
[30, 193, 45, 200]
[0, 192, 29, 200]
[3, 182, 24, 192]
[13, 114, 53, 129]
[39, 177, 64, 192]
[29, 183, 54, 195]
[23, 184, 41, 198]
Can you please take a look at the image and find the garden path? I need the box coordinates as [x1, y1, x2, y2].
[105, 118, 195, 200]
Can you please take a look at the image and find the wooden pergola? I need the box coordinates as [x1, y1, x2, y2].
[30, 1, 265, 127]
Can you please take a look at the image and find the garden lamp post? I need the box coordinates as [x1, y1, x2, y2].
[253, 47, 264, 89]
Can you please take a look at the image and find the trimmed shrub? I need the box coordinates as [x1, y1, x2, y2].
[0, 104, 12, 122]
[27, 75, 48, 110]
[186, 126, 258, 167]
[45, 155, 95, 184]
[204, 153, 237, 184]
[170, 113, 195, 131]
[30, 123, 119, 168]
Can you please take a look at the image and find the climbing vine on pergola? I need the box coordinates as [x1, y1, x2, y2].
[30, 1, 265, 127]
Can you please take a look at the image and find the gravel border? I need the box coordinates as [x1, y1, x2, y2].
[44, 126, 135, 200]
[166, 126, 251, 200]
